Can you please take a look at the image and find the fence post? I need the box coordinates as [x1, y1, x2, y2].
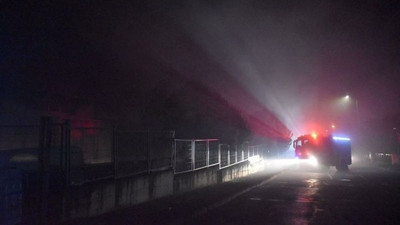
[235, 145, 238, 163]
[227, 145, 230, 165]
[172, 139, 176, 173]
[242, 145, 244, 162]
[59, 124, 64, 171]
[218, 144, 221, 168]
[171, 131, 175, 170]
[191, 140, 195, 170]
[38, 117, 52, 225]
[64, 120, 71, 186]
[113, 126, 118, 179]
[206, 140, 210, 167]
[147, 129, 151, 173]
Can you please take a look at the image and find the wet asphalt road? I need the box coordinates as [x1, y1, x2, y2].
[187, 163, 400, 225]
[67, 162, 400, 225]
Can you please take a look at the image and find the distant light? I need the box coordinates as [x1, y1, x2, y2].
[344, 95, 350, 100]
[332, 136, 351, 141]
[248, 155, 261, 164]
[311, 133, 318, 139]
[308, 155, 319, 167]
[394, 128, 397, 130]
[331, 124, 336, 129]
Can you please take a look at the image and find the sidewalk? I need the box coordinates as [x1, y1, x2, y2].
[376, 163, 400, 172]
[64, 169, 282, 225]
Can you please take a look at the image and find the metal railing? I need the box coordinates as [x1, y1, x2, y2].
[174, 139, 220, 174]
[115, 130, 174, 179]
[68, 128, 175, 184]
[0, 118, 268, 224]
[0, 120, 175, 185]
[0, 118, 265, 184]
[219, 144, 261, 169]
[174, 139, 264, 173]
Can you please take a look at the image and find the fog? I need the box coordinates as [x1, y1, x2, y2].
[2, 0, 400, 144]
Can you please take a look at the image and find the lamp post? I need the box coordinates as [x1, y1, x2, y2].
[343, 95, 359, 123]
[343, 94, 360, 152]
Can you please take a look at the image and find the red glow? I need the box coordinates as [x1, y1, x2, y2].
[175, 72, 292, 142]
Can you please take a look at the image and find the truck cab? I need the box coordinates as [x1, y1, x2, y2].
[293, 134, 352, 171]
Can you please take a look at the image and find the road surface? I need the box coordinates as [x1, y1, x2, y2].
[188, 162, 400, 225]
[68, 161, 400, 225]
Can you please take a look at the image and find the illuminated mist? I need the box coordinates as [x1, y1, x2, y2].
[3, 0, 400, 148]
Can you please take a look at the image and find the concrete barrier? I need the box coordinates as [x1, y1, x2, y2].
[62, 181, 116, 219]
[173, 159, 264, 193]
[59, 159, 263, 223]
[62, 169, 174, 221]
[219, 159, 263, 183]
[173, 165, 219, 193]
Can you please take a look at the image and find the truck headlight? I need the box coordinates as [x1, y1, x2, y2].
[308, 155, 319, 167]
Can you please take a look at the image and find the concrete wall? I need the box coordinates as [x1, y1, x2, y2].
[220, 159, 264, 182]
[173, 160, 264, 193]
[59, 160, 264, 223]
[173, 165, 219, 193]
[62, 170, 174, 221]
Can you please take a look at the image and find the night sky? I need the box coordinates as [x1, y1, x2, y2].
[2, 0, 400, 142]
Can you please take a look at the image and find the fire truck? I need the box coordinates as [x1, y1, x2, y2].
[293, 134, 352, 171]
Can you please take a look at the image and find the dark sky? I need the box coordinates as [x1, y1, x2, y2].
[2, 0, 400, 138]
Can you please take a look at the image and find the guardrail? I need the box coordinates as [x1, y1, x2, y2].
[369, 152, 398, 165]
[219, 144, 261, 169]
[174, 139, 263, 174]
[174, 139, 219, 174]
[1, 118, 265, 183]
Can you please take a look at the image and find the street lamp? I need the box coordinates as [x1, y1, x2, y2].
[343, 94, 361, 151]
[343, 95, 359, 115]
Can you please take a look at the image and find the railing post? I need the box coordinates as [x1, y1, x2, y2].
[235, 145, 238, 163]
[113, 126, 118, 179]
[227, 145, 230, 165]
[147, 129, 151, 173]
[218, 144, 221, 168]
[64, 120, 71, 185]
[242, 145, 244, 162]
[191, 140, 196, 170]
[206, 140, 210, 167]
[59, 124, 64, 171]
[172, 139, 176, 173]
[171, 131, 175, 170]
[38, 117, 52, 225]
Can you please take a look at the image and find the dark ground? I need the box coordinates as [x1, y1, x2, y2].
[65, 160, 400, 225]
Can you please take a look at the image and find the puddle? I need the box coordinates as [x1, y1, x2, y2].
[339, 179, 351, 182]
